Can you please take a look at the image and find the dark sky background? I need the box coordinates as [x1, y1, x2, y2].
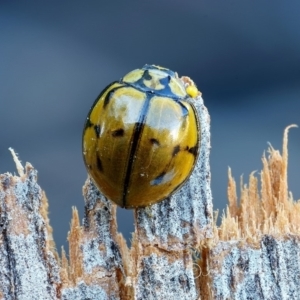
[1, 1, 300, 252]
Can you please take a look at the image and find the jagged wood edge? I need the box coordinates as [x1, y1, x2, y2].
[0, 158, 60, 300]
[60, 179, 130, 300]
[205, 125, 300, 300]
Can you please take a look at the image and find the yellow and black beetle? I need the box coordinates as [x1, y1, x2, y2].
[82, 65, 200, 208]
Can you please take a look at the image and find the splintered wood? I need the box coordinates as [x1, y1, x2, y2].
[220, 125, 300, 242]
[0, 159, 60, 299]
[0, 110, 299, 298]
[60, 181, 126, 299]
[206, 125, 300, 300]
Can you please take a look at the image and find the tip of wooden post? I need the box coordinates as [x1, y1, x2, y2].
[8, 147, 25, 177]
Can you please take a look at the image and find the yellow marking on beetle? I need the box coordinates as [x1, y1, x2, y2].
[122, 69, 144, 84]
[186, 85, 199, 98]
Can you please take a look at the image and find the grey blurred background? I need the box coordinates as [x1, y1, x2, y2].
[1, 1, 300, 251]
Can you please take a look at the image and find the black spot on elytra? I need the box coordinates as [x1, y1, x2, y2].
[103, 90, 114, 108]
[84, 118, 93, 130]
[143, 70, 152, 80]
[96, 155, 103, 172]
[188, 146, 198, 157]
[178, 102, 189, 118]
[94, 125, 101, 137]
[111, 128, 124, 137]
[159, 75, 171, 87]
[172, 145, 180, 156]
[152, 171, 166, 185]
[150, 138, 160, 146]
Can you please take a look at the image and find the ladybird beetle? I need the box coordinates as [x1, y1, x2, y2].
[82, 65, 200, 208]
